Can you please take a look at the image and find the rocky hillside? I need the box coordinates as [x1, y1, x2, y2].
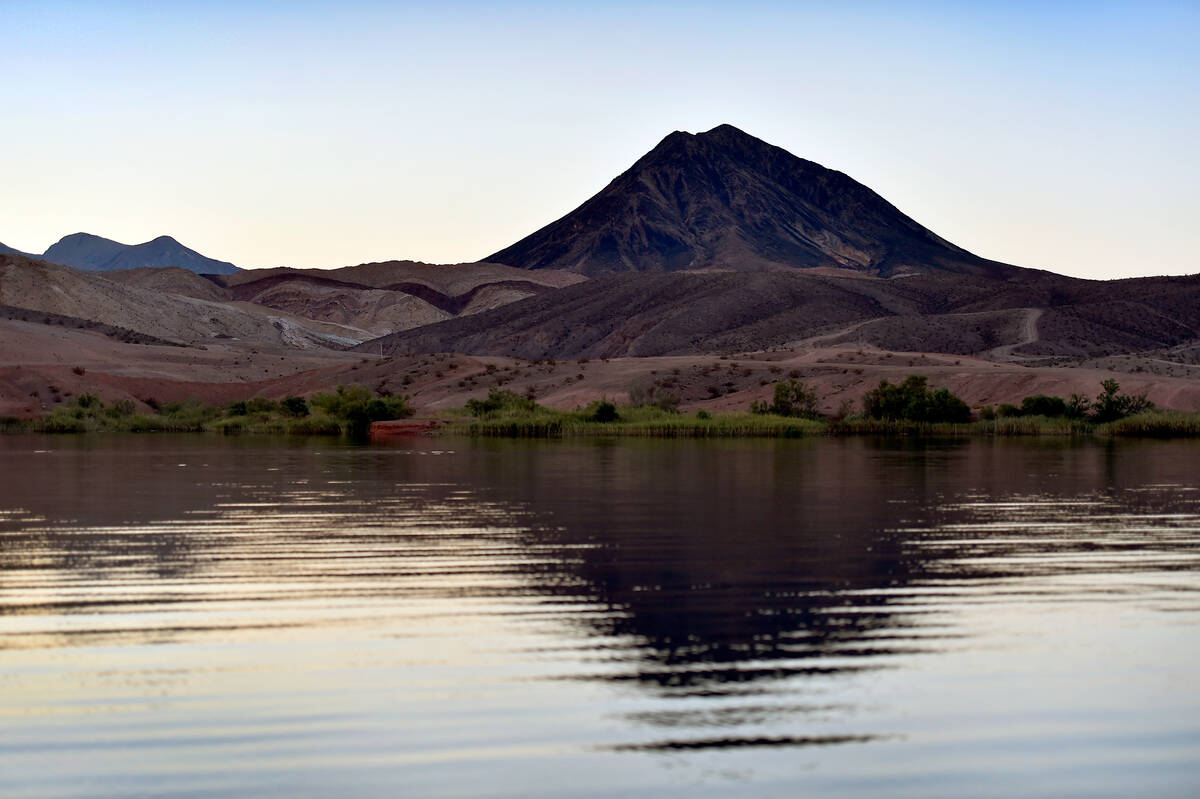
[0, 254, 346, 348]
[358, 269, 1200, 361]
[487, 124, 1016, 278]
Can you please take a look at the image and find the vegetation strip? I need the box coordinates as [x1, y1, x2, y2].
[5, 376, 1199, 440]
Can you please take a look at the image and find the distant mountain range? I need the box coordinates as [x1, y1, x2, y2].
[487, 124, 1014, 278]
[1, 232, 240, 274]
[5, 124, 1200, 369]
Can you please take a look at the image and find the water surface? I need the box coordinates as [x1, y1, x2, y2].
[2, 435, 1198, 797]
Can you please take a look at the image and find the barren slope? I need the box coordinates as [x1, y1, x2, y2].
[0, 255, 349, 348]
[358, 270, 1200, 362]
[488, 124, 1017, 277]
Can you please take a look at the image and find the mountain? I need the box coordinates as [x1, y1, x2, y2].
[487, 124, 1014, 278]
[0, 241, 34, 258]
[42, 233, 132, 270]
[98, 235, 240, 274]
[40, 232, 241, 274]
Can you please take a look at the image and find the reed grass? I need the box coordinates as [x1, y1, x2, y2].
[451, 407, 1200, 440]
[972, 416, 1093, 437]
[1101, 411, 1200, 438]
[451, 408, 824, 438]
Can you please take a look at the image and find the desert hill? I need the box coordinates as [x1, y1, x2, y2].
[487, 124, 1015, 278]
[2, 254, 587, 348]
[0, 254, 349, 348]
[357, 269, 1200, 362]
[36, 232, 241, 274]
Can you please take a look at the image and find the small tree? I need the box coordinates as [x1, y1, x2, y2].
[752, 379, 820, 418]
[466, 388, 539, 417]
[1020, 395, 1067, 417]
[1065, 393, 1091, 420]
[628, 379, 680, 412]
[1091, 379, 1154, 423]
[862, 375, 970, 423]
[586, 400, 619, 423]
[281, 396, 309, 417]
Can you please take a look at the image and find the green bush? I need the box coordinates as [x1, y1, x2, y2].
[246, 397, 279, 415]
[751, 379, 821, 418]
[310, 384, 414, 437]
[861, 375, 971, 423]
[281, 396, 309, 417]
[586, 400, 619, 423]
[628, 380, 681, 412]
[1020, 395, 1067, 417]
[287, 414, 344, 435]
[1090, 379, 1154, 423]
[105, 399, 136, 418]
[466, 388, 541, 417]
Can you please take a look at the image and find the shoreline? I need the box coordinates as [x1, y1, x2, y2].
[7, 410, 1200, 440]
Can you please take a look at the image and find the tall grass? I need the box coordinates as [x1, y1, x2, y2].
[1101, 411, 1200, 438]
[972, 416, 1093, 437]
[452, 407, 824, 438]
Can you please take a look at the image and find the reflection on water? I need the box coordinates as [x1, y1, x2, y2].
[1, 435, 1199, 798]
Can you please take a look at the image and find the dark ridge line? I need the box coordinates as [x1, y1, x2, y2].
[381, 280, 560, 315]
[224, 272, 377, 297]
[218, 271, 563, 316]
[0, 304, 185, 347]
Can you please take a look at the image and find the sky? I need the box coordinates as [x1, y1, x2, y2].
[2, 1, 1197, 279]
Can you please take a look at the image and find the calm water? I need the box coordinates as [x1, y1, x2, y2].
[1, 435, 1199, 798]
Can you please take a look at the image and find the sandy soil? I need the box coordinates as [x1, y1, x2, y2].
[5, 317, 1198, 418]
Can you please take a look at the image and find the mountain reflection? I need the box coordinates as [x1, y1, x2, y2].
[4, 435, 1198, 694]
[491, 439, 938, 694]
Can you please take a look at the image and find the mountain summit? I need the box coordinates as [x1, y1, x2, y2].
[487, 124, 1009, 277]
[40, 233, 240, 274]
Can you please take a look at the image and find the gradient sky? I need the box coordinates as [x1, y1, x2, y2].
[2, 1, 1197, 278]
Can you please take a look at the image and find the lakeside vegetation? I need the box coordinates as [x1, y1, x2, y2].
[5, 376, 1200, 440]
[450, 379, 1200, 439]
[13, 384, 413, 436]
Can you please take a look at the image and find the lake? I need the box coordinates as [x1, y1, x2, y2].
[1, 434, 1198, 797]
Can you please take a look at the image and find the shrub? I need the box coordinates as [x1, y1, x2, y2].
[861, 375, 971, 423]
[105, 399, 137, 418]
[1091, 379, 1154, 423]
[628, 379, 681, 412]
[281, 396, 309, 417]
[286, 415, 344, 435]
[466, 388, 539, 417]
[310, 384, 414, 436]
[1065, 393, 1091, 420]
[1020, 395, 1067, 418]
[751, 379, 821, 418]
[586, 400, 619, 423]
[246, 397, 279, 415]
